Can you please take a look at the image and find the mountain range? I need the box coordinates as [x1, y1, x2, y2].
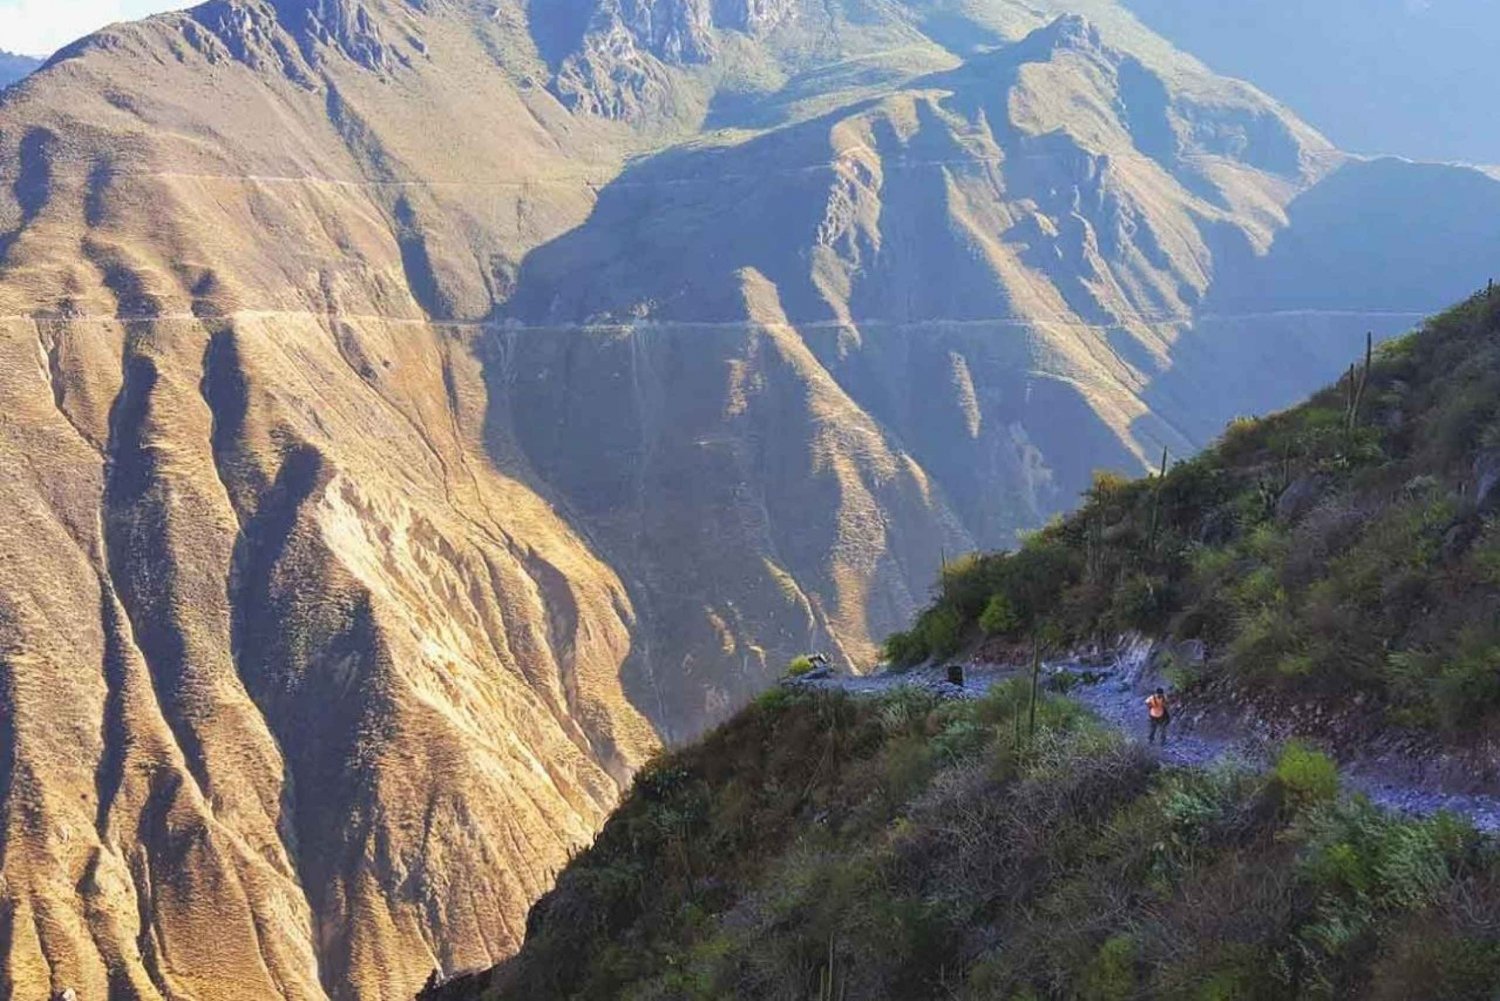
[0, 49, 42, 88]
[2, 0, 1499, 998]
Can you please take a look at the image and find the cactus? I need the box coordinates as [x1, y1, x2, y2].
[818, 937, 848, 1001]
[1146, 445, 1169, 554]
[1347, 331, 1373, 433]
[1028, 635, 1041, 741]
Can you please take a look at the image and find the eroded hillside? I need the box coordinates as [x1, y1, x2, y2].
[2, 0, 1500, 997]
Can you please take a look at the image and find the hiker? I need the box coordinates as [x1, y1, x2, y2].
[1146, 688, 1170, 745]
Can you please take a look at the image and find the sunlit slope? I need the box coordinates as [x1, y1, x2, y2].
[0, 2, 656, 998]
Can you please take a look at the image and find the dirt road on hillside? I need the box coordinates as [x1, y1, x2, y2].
[796, 659, 1500, 832]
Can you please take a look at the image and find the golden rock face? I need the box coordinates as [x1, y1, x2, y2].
[3, 1, 1500, 998]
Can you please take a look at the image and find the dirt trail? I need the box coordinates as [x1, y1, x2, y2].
[798, 658, 1500, 832]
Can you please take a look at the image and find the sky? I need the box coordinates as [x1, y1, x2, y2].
[1123, 0, 1500, 163]
[1, 0, 182, 56]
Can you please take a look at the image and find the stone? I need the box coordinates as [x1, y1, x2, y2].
[1175, 639, 1208, 666]
[1474, 449, 1500, 513]
[1276, 474, 1326, 524]
[1198, 507, 1237, 546]
[1442, 520, 1480, 563]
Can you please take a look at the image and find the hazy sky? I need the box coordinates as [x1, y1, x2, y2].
[1, 0, 183, 56]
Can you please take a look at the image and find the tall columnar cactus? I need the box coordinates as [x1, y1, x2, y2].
[1147, 445, 1169, 554]
[1347, 331, 1373, 433]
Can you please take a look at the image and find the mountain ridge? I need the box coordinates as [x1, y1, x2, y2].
[0, 50, 40, 89]
[423, 283, 1500, 1001]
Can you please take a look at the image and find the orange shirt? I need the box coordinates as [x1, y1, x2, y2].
[1146, 694, 1167, 719]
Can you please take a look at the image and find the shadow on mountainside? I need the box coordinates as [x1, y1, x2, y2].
[1143, 157, 1500, 446]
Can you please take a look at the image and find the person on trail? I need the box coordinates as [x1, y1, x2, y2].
[1146, 688, 1170, 745]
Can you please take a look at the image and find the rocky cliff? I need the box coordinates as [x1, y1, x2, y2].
[1, 0, 1499, 998]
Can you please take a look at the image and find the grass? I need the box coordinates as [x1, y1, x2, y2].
[430, 287, 1500, 1001]
[882, 286, 1500, 737]
[433, 687, 1500, 1001]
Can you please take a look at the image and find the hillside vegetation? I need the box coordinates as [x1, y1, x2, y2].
[426, 285, 1500, 1001]
[427, 684, 1500, 1000]
[888, 286, 1500, 737]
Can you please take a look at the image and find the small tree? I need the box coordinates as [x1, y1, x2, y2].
[979, 593, 1020, 636]
[883, 631, 928, 667]
[920, 608, 963, 660]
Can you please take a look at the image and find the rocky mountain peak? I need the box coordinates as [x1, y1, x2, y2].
[548, 0, 795, 119]
[1041, 12, 1103, 51]
[271, 0, 412, 71]
[1001, 12, 1108, 68]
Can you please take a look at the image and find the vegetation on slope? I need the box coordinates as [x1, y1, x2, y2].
[887, 287, 1500, 736]
[429, 685, 1500, 1000]
[426, 289, 1500, 1001]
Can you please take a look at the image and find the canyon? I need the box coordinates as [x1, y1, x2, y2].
[2, 0, 1499, 997]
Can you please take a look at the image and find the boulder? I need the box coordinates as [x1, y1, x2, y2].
[1442, 520, 1481, 563]
[1276, 474, 1326, 525]
[1198, 507, 1237, 546]
[1175, 639, 1208, 666]
[1474, 449, 1500, 513]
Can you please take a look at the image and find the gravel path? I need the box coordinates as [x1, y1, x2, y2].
[796, 660, 1500, 832]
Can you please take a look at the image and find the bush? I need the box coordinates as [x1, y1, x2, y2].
[1080, 933, 1138, 1001]
[919, 608, 964, 660]
[1274, 742, 1339, 807]
[938, 553, 998, 622]
[884, 630, 929, 668]
[979, 593, 1020, 637]
[786, 656, 815, 678]
[1431, 628, 1500, 731]
[1112, 573, 1170, 632]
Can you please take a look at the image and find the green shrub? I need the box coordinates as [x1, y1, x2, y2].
[1113, 573, 1170, 632]
[1472, 520, 1500, 585]
[1371, 932, 1500, 1001]
[1080, 933, 1139, 1001]
[884, 630, 929, 667]
[1431, 629, 1500, 730]
[931, 718, 988, 762]
[882, 735, 937, 804]
[1273, 742, 1339, 806]
[754, 685, 798, 714]
[979, 593, 1020, 636]
[786, 655, 815, 678]
[919, 608, 964, 660]
[939, 553, 998, 622]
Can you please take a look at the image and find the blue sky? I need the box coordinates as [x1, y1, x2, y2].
[2, 0, 184, 56]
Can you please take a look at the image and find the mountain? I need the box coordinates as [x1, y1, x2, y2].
[2, 1, 1500, 998]
[423, 287, 1500, 1001]
[423, 689, 1500, 1001]
[1122, 0, 1500, 164]
[883, 285, 1500, 742]
[0, 50, 41, 88]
